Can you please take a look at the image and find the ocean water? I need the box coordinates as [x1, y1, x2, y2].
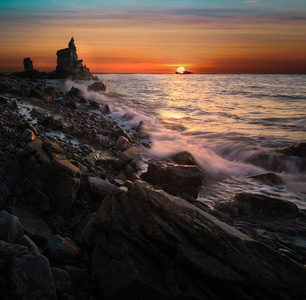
[63, 74, 306, 209]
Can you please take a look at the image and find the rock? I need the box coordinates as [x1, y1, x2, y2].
[10, 207, 53, 245]
[248, 172, 284, 186]
[51, 267, 73, 297]
[116, 135, 130, 151]
[21, 128, 36, 143]
[30, 107, 47, 121]
[0, 95, 10, 104]
[102, 103, 111, 114]
[141, 160, 204, 198]
[278, 142, 306, 157]
[11, 138, 81, 216]
[67, 86, 81, 98]
[87, 81, 106, 92]
[82, 183, 306, 300]
[9, 242, 57, 299]
[88, 177, 118, 199]
[23, 57, 34, 72]
[171, 150, 196, 165]
[88, 100, 101, 109]
[0, 210, 23, 243]
[215, 192, 299, 219]
[67, 99, 79, 109]
[42, 116, 64, 130]
[45, 234, 82, 264]
[51, 37, 97, 80]
[30, 88, 52, 103]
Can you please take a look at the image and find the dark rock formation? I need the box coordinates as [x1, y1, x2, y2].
[141, 160, 204, 199]
[87, 81, 106, 92]
[10, 138, 81, 216]
[23, 57, 34, 72]
[50, 37, 97, 80]
[78, 183, 306, 300]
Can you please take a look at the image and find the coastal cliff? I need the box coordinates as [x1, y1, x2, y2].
[1, 73, 306, 299]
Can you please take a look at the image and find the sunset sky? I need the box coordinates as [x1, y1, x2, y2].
[0, 0, 305, 74]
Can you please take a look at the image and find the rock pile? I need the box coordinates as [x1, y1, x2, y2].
[1, 73, 306, 299]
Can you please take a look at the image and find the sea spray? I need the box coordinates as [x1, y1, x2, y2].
[62, 74, 306, 207]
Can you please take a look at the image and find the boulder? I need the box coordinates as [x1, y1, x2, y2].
[81, 183, 306, 300]
[10, 245, 56, 299]
[11, 138, 81, 216]
[0, 240, 56, 299]
[88, 177, 118, 199]
[45, 234, 83, 264]
[215, 192, 299, 219]
[87, 81, 106, 92]
[0, 210, 23, 243]
[278, 142, 306, 157]
[141, 160, 204, 198]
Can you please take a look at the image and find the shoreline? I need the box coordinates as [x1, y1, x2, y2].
[1, 73, 306, 299]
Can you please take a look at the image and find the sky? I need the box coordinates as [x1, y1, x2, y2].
[0, 0, 306, 74]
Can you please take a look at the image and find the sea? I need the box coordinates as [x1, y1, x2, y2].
[59, 74, 306, 209]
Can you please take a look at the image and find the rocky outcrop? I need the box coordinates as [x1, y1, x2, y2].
[50, 37, 97, 80]
[79, 183, 306, 300]
[23, 57, 34, 72]
[10, 138, 81, 216]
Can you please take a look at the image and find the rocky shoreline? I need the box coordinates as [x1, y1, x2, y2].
[1, 72, 306, 299]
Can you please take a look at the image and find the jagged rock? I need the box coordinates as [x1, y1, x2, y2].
[80, 183, 306, 300]
[51, 37, 97, 80]
[10, 138, 81, 216]
[30, 107, 47, 121]
[141, 160, 204, 198]
[0, 210, 23, 243]
[23, 57, 34, 72]
[215, 192, 299, 219]
[42, 116, 64, 130]
[87, 81, 106, 92]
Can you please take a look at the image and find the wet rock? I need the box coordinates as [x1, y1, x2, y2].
[87, 81, 106, 92]
[81, 183, 306, 300]
[0, 95, 10, 104]
[116, 135, 130, 151]
[278, 142, 306, 158]
[30, 107, 47, 121]
[67, 86, 82, 98]
[248, 172, 284, 186]
[42, 115, 64, 130]
[102, 103, 111, 114]
[170, 150, 197, 165]
[141, 160, 204, 198]
[0, 210, 23, 243]
[215, 192, 299, 219]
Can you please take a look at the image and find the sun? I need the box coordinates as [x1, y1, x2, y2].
[176, 66, 185, 74]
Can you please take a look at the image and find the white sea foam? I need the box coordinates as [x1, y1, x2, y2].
[62, 74, 306, 206]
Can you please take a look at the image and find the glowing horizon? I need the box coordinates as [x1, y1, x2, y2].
[0, 1, 306, 74]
